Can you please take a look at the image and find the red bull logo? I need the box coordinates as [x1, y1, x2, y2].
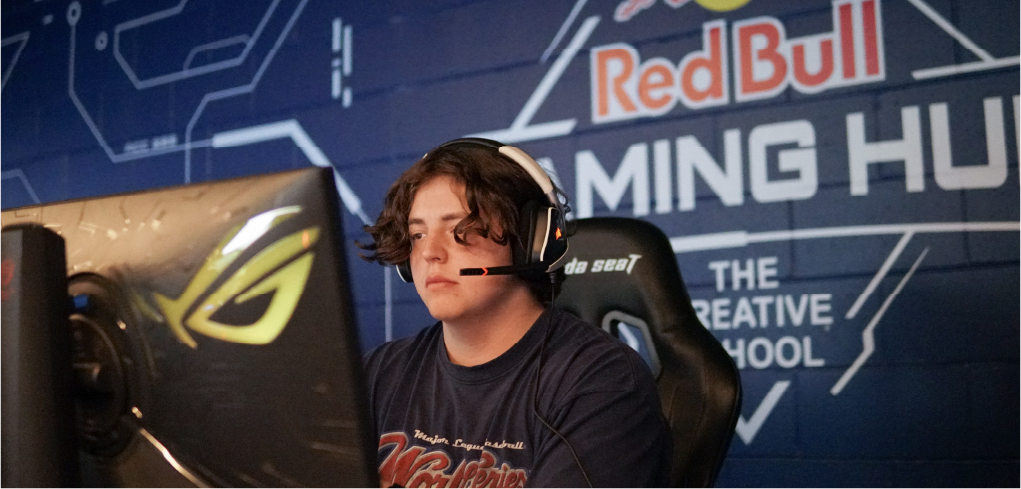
[592, 0, 885, 123]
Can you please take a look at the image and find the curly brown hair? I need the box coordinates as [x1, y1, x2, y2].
[358, 141, 565, 303]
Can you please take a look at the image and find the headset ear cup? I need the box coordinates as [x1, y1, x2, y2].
[518, 200, 544, 266]
[396, 259, 413, 283]
[543, 206, 568, 269]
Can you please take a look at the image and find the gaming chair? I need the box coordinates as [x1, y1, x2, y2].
[556, 217, 741, 487]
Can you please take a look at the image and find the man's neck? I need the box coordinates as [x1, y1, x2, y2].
[441, 289, 545, 367]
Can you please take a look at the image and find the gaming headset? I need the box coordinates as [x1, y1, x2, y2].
[395, 138, 569, 283]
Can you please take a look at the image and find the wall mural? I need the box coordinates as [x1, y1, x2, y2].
[2, 0, 1017, 485]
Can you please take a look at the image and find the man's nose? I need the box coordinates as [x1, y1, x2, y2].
[419, 233, 448, 262]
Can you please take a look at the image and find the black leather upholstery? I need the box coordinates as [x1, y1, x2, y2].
[556, 217, 741, 487]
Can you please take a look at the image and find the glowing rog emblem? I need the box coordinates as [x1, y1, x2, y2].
[153, 206, 320, 348]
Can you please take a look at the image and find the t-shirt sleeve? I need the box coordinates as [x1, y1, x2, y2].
[528, 344, 672, 487]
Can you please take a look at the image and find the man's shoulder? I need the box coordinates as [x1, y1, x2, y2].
[364, 321, 442, 376]
[545, 309, 655, 394]
[548, 309, 641, 362]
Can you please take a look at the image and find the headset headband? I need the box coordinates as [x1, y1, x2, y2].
[435, 138, 563, 214]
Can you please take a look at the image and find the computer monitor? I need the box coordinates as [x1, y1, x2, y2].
[0, 168, 376, 487]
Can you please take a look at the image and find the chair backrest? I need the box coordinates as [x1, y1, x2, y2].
[556, 217, 741, 487]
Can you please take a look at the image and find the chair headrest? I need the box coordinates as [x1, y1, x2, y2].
[557, 217, 698, 335]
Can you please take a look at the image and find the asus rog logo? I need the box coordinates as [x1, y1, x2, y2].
[154, 206, 320, 348]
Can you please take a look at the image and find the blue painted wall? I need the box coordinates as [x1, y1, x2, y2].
[2, 0, 1018, 486]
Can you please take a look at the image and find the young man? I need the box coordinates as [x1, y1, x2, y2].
[360, 139, 671, 487]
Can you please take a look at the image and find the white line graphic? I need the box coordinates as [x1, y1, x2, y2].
[912, 57, 1021, 80]
[1, 169, 42, 204]
[211, 119, 370, 225]
[469, 16, 600, 144]
[906, 0, 1019, 80]
[735, 380, 791, 445]
[64, 0, 306, 172]
[1013, 95, 1019, 160]
[182, 34, 251, 70]
[845, 231, 913, 320]
[670, 221, 1019, 254]
[183, 0, 308, 182]
[1, 31, 30, 92]
[830, 247, 929, 395]
[540, 0, 589, 63]
[331, 17, 353, 106]
[66, 7, 212, 164]
[112, 0, 281, 89]
[906, 0, 991, 61]
[332, 18, 342, 99]
[343, 24, 352, 76]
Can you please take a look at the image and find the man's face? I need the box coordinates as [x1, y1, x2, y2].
[408, 175, 516, 324]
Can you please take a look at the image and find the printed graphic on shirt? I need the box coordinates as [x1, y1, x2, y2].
[378, 431, 528, 488]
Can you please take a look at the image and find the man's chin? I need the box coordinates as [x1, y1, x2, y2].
[424, 302, 461, 324]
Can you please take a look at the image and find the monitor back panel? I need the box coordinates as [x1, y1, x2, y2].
[1, 168, 375, 487]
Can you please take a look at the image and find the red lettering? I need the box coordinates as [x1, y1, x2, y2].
[408, 464, 449, 488]
[737, 20, 787, 98]
[589, 1, 885, 122]
[679, 21, 727, 107]
[484, 469, 502, 487]
[407, 451, 450, 487]
[448, 460, 467, 487]
[862, 0, 880, 75]
[378, 433, 410, 486]
[839, 3, 856, 79]
[638, 59, 675, 111]
[377, 434, 530, 488]
[392, 446, 425, 486]
[594, 46, 637, 119]
[463, 461, 479, 486]
[470, 451, 494, 486]
[479, 450, 496, 469]
[791, 38, 834, 88]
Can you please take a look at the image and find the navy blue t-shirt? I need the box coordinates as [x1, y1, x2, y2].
[364, 309, 672, 487]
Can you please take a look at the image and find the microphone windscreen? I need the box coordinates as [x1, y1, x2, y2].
[460, 264, 546, 276]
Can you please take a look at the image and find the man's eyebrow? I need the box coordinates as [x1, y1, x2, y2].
[407, 213, 467, 226]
